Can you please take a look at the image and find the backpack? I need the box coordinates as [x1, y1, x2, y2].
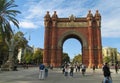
[40, 64, 45, 70]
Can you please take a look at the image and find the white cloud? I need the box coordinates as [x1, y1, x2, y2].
[18, 0, 120, 38]
[93, 0, 120, 38]
[20, 21, 37, 29]
[101, 14, 120, 38]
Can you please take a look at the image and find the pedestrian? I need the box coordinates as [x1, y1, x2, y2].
[39, 63, 45, 80]
[93, 65, 95, 73]
[64, 65, 69, 76]
[70, 65, 74, 77]
[102, 64, 104, 71]
[62, 67, 65, 74]
[45, 66, 48, 78]
[102, 62, 112, 83]
[50, 64, 53, 70]
[77, 65, 80, 72]
[81, 64, 86, 76]
[115, 64, 118, 74]
[75, 65, 78, 72]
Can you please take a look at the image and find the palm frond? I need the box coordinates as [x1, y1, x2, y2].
[0, 0, 21, 34]
[4, 0, 16, 9]
[6, 10, 21, 16]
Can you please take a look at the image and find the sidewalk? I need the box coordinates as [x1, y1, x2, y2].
[0, 67, 120, 83]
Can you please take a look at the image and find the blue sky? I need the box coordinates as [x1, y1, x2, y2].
[13, 0, 120, 59]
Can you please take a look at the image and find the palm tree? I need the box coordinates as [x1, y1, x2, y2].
[0, 0, 21, 38]
[0, 0, 21, 70]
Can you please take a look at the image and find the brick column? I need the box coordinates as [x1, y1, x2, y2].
[87, 10, 94, 68]
[43, 11, 51, 66]
[51, 11, 58, 67]
[95, 10, 102, 68]
[82, 47, 89, 67]
[51, 21, 57, 67]
[43, 24, 50, 66]
[56, 47, 62, 67]
[97, 28, 103, 68]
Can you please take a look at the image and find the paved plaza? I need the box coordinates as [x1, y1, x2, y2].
[0, 67, 120, 83]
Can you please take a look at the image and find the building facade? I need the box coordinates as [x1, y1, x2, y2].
[102, 47, 118, 65]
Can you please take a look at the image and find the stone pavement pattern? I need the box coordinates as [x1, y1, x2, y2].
[0, 67, 120, 83]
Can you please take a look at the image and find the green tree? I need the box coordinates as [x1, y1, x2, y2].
[22, 52, 32, 64]
[103, 56, 111, 63]
[32, 49, 43, 65]
[14, 31, 28, 49]
[62, 53, 70, 64]
[72, 54, 82, 63]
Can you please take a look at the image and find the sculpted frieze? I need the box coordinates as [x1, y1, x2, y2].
[57, 22, 88, 28]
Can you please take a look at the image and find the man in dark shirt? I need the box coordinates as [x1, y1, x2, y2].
[103, 63, 112, 83]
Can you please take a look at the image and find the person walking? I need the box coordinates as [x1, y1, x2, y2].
[77, 65, 80, 72]
[70, 65, 74, 77]
[102, 63, 112, 83]
[45, 66, 48, 78]
[81, 64, 86, 76]
[75, 65, 78, 72]
[93, 65, 96, 73]
[64, 65, 69, 76]
[62, 66, 65, 74]
[39, 63, 45, 80]
[115, 64, 119, 74]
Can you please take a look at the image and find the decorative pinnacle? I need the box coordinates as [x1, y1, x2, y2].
[47, 11, 49, 14]
[44, 11, 50, 21]
[52, 11, 58, 19]
[95, 10, 99, 15]
[87, 10, 93, 18]
[89, 10, 91, 14]
[94, 10, 101, 21]
[54, 11, 56, 14]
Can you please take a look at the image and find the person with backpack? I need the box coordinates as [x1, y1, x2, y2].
[39, 63, 45, 80]
[70, 65, 74, 77]
[102, 63, 112, 83]
[81, 64, 86, 76]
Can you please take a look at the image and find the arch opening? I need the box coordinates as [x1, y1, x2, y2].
[63, 38, 82, 63]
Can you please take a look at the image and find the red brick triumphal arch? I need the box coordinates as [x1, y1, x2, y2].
[43, 10, 103, 68]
